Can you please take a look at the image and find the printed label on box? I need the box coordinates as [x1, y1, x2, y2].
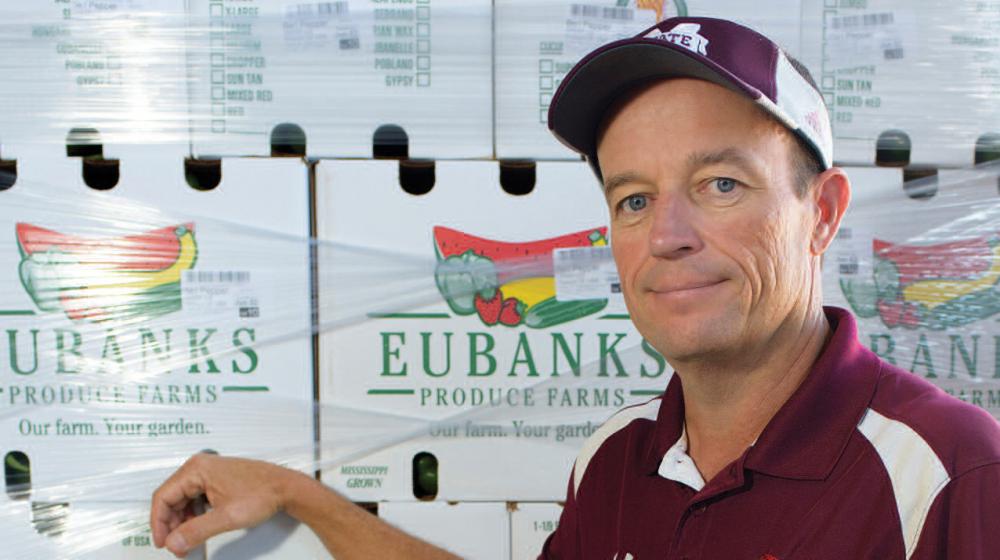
[553, 246, 623, 302]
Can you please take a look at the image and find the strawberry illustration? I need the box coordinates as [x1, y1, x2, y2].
[498, 298, 525, 326]
[474, 291, 503, 325]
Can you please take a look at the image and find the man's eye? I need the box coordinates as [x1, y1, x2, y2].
[712, 178, 738, 193]
[621, 194, 648, 212]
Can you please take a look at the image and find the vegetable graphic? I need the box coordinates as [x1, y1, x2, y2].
[433, 226, 609, 328]
[474, 291, 504, 325]
[840, 235, 1000, 330]
[16, 223, 197, 323]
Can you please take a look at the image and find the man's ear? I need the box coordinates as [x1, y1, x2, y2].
[810, 167, 851, 256]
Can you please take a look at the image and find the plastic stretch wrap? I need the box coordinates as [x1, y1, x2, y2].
[0, 2, 998, 559]
[2, 3, 999, 167]
[0, 0, 493, 162]
[495, 0, 806, 159]
[825, 165, 1000, 415]
[0, 161, 997, 558]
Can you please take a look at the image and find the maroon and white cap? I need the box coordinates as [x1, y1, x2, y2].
[548, 17, 833, 175]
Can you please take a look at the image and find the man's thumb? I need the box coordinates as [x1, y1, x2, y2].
[165, 509, 235, 556]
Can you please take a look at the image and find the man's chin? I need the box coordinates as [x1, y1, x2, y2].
[641, 323, 737, 365]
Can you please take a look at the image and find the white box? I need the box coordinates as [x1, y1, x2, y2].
[494, 0, 805, 159]
[824, 166, 1000, 419]
[187, 0, 493, 158]
[0, 496, 61, 559]
[0, 1, 190, 161]
[510, 502, 562, 560]
[64, 501, 207, 559]
[378, 501, 510, 560]
[0, 156, 314, 501]
[207, 512, 329, 559]
[0, 499, 206, 559]
[317, 160, 669, 501]
[801, 1, 1000, 167]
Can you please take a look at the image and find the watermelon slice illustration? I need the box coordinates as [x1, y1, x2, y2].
[16, 223, 198, 323]
[840, 234, 1000, 330]
[432, 226, 608, 328]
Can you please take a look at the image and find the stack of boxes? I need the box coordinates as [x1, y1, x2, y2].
[0, 1, 998, 558]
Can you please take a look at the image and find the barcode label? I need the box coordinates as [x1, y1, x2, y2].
[288, 1, 349, 16]
[553, 246, 623, 302]
[570, 4, 634, 20]
[831, 12, 894, 29]
[183, 270, 250, 283]
[182, 270, 259, 319]
[884, 47, 904, 60]
[839, 254, 860, 275]
[824, 10, 910, 68]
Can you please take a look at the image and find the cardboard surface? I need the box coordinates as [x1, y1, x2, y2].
[801, 1, 1000, 167]
[510, 502, 562, 560]
[207, 512, 329, 559]
[0, 1, 191, 161]
[187, 0, 493, 158]
[316, 160, 668, 501]
[378, 501, 510, 560]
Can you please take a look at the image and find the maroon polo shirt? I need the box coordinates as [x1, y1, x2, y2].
[541, 307, 1000, 559]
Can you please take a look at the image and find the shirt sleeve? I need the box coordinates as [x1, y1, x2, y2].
[538, 468, 580, 559]
[910, 463, 1000, 559]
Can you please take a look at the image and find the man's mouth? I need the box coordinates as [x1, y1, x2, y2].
[649, 279, 727, 298]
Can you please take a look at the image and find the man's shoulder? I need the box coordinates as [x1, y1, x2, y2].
[867, 359, 1000, 477]
[571, 397, 663, 496]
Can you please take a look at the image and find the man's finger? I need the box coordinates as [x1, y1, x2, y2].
[152, 456, 211, 547]
[164, 508, 236, 557]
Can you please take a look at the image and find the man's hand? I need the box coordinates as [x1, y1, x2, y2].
[151, 453, 301, 558]
[152, 452, 461, 560]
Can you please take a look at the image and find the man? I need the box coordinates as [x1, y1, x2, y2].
[151, 17, 1000, 559]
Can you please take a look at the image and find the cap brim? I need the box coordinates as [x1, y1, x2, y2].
[548, 38, 763, 166]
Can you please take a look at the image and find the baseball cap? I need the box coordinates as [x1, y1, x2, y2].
[547, 17, 833, 179]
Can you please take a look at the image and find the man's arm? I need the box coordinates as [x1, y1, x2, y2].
[150, 453, 460, 559]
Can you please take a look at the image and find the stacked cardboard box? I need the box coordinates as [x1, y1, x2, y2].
[187, 0, 493, 159]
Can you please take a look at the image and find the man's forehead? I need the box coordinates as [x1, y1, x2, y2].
[595, 79, 798, 180]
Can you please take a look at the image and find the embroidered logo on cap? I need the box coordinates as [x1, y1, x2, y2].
[648, 23, 709, 56]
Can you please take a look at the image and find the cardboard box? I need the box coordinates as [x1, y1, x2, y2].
[187, 0, 493, 158]
[0, 1, 190, 163]
[824, 166, 1000, 419]
[0, 156, 314, 502]
[801, 1, 1000, 167]
[494, 0, 805, 159]
[316, 160, 669, 501]
[510, 502, 563, 560]
[0, 496, 62, 559]
[378, 501, 510, 560]
[0, 498, 206, 559]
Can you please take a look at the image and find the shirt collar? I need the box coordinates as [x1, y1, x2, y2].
[642, 307, 882, 482]
[657, 423, 707, 491]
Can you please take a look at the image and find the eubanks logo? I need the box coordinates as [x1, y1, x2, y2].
[432, 226, 609, 328]
[16, 223, 198, 323]
[840, 234, 1000, 330]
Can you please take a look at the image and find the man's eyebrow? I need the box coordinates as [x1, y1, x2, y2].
[687, 147, 759, 170]
[603, 171, 653, 195]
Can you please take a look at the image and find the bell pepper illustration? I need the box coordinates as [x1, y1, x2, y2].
[433, 226, 610, 328]
[840, 234, 1000, 330]
[16, 222, 197, 323]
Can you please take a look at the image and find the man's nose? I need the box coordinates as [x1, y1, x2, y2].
[648, 195, 704, 259]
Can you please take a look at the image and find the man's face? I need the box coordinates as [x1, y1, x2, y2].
[596, 79, 819, 364]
